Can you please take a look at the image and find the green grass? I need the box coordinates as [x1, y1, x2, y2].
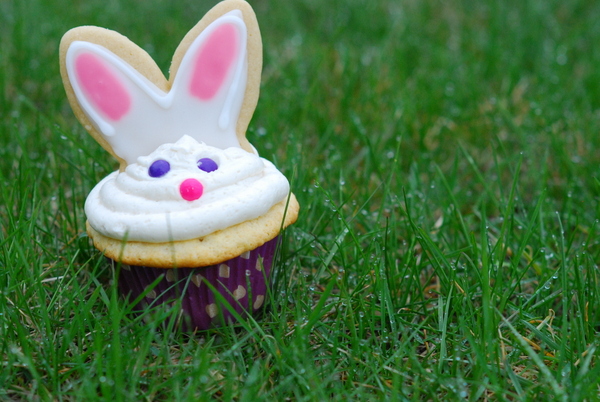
[2, 0, 600, 399]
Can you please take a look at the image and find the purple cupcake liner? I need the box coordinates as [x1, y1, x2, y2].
[111, 236, 278, 330]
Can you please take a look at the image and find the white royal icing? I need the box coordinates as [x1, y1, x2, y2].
[65, 10, 249, 165]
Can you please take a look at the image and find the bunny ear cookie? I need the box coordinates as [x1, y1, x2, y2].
[59, 0, 261, 168]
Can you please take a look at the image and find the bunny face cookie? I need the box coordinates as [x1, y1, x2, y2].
[60, 0, 299, 268]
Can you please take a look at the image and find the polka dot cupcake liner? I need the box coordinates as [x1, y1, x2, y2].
[112, 236, 278, 331]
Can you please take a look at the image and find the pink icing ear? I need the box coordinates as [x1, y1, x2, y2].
[189, 23, 239, 100]
[75, 53, 131, 121]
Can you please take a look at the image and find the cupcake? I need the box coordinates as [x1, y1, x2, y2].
[59, 0, 299, 330]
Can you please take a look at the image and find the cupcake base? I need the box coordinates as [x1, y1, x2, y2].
[112, 237, 278, 331]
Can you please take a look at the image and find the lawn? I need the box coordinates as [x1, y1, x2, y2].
[2, 0, 600, 400]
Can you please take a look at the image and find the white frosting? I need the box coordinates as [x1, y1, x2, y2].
[85, 136, 290, 242]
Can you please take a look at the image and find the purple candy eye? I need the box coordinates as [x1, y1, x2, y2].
[197, 157, 218, 173]
[148, 159, 170, 178]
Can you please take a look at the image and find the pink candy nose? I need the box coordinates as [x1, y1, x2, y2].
[179, 178, 203, 201]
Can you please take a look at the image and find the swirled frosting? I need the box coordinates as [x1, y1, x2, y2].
[85, 135, 291, 242]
